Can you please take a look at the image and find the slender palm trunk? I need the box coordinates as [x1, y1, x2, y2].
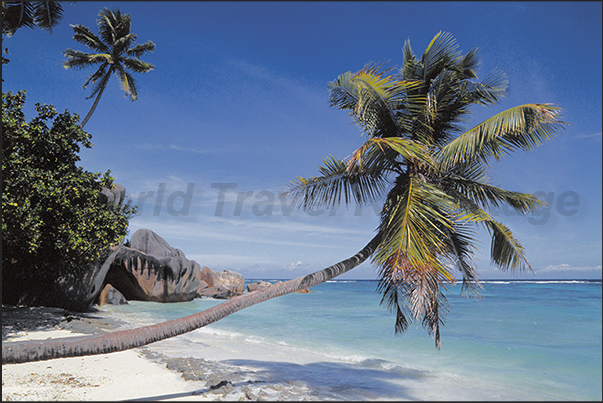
[79, 83, 106, 129]
[2, 233, 381, 364]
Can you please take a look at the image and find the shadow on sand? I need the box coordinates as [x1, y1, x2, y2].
[1, 304, 123, 341]
[127, 357, 426, 401]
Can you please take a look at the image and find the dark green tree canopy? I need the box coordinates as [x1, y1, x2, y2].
[2, 90, 135, 305]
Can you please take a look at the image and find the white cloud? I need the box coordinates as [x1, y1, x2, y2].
[575, 132, 602, 140]
[226, 58, 325, 108]
[207, 215, 367, 237]
[127, 217, 346, 250]
[167, 144, 207, 154]
[133, 143, 207, 154]
[187, 253, 276, 267]
[538, 264, 602, 273]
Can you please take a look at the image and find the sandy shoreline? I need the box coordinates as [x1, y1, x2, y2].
[2, 306, 328, 401]
[2, 306, 254, 401]
[2, 329, 209, 401]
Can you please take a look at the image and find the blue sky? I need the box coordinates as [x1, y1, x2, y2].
[3, 1, 601, 280]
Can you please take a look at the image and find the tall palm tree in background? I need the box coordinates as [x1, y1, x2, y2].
[2, 32, 565, 364]
[2, 1, 64, 37]
[62, 7, 155, 128]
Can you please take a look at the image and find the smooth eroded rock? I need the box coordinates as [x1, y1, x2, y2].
[105, 229, 202, 302]
[247, 281, 272, 292]
[197, 267, 245, 299]
[97, 284, 128, 305]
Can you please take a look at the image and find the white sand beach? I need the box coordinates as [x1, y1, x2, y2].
[2, 329, 209, 401]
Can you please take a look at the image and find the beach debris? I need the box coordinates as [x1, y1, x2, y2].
[209, 380, 234, 391]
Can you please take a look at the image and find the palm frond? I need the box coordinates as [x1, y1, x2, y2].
[374, 175, 455, 277]
[113, 10, 132, 41]
[2, 1, 35, 36]
[83, 64, 108, 89]
[123, 57, 155, 73]
[97, 8, 118, 45]
[85, 71, 111, 100]
[32, 0, 63, 33]
[445, 189, 531, 273]
[70, 24, 108, 53]
[401, 38, 416, 74]
[438, 103, 565, 168]
[486, 219, 531, 272]
[375, 252, 450, 349]
[283, 155, 389, 211]
[329, 63, 420, 138]
[469, 69, 508, 105]
[454, 47, 479, 78]
[376, 268, 410, 333]
[444, 224, 481, 296]
[62, 49, 107, 70]
[113, 32, 137, 55]
[126, 41, 156, 58]
[116, 67, 138, 100]
[349, 137, 434, 171]
[442, 174, 545, 215]
[420, 31, 460, 83]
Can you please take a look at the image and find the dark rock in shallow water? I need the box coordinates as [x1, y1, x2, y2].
[197, 267, 244, 299]
[97, 284, 128, 305]
[294, 287, 312, 294]
[247, 281, 272, 292]
[105, 229, 202, 302]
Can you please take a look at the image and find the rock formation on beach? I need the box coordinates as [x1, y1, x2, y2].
[104, 229, 203, 302]
[103, 228, 248, 303]
[97, 284, 128, 305]
[2, 179, 256, 312]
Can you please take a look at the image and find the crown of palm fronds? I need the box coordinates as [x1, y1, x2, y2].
[62, 7, 155, 102]
[284, 31, 566, 348]
[62, 7, 155, 127]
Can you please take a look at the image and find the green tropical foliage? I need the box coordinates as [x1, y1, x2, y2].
[1, 90, 135, 304]
[62, 7, 155, 128]
[285, 32, 565, 348]
[1, 1, 64, 37]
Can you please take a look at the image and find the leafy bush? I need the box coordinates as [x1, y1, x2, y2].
[2, 90, 135, 304]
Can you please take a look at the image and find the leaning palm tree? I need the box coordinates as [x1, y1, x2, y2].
[286, 31, 564, 347]
[62, 7, 155, 128]
[2, 32, 564, 364]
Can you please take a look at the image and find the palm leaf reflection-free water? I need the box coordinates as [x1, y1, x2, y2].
[102, 280, 602, 400]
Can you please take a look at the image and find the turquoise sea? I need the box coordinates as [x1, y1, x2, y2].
[100, 280, 602, 401]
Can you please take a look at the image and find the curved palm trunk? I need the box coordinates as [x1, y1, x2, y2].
[79, 83, 106, 129]
[3, 233, 381, 364]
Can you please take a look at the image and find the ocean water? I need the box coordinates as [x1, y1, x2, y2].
[99, 280, 602, 401]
